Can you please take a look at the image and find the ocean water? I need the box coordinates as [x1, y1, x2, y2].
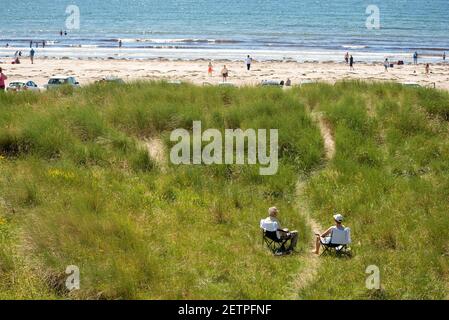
[1, 0, 448, 62]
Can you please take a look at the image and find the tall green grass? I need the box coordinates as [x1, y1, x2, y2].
[296, 82, 449, 299]
[0, 82, 323, 299]
[2, 81, 448, 299]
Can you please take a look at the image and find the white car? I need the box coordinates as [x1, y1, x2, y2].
[400, 82, 421, 88]
[44, 76, 80, 89]
[7, 80, 40, 92]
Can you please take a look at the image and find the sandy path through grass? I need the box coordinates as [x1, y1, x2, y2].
[144, 137, 167, 171]
[140, 108, 333, 299]
[288, 111, 335, 299]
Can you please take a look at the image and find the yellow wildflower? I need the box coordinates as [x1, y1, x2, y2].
[47, 168, 75, 180]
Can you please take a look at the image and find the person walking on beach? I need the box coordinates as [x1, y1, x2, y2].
[29, 40, 33, 48]
[221, 65, 229, 82]
[60, 30, 63, 36]
[425, 63, 430, 76]
[443, 52, 446, 61]
[208, 61, 213, 76]
[246, 55, 252, 71]
[413, 51, 418, 64]
[349, 55, 354, 70]
[119, 39, 122, 48]
[0, 68, 7, 92]
[30, 48, 35, 64]
[384, 58, 389, 72]
[345, 52, 349, 64]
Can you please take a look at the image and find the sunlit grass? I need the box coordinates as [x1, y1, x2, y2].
[0, 82, 322, 299]
[296, 82, 449, 299]
[1, 81, 448, 299]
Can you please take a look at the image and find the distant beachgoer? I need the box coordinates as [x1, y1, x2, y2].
[0, 67, 7, 91]
[6, 43, 9, 48]
[19, 51, 22, 57]
[64, 31, 67, 36]
[30, 48, 35, 64]
[43, 40, 46, 48]
[413, 51, 418, 64]
[30, 40, 33, 48]
[345, 52, 349, 64]
[60, 30, 63, 36]
[221, 65, 229, 82]
[425, 63, 430, 75]
[246, 55, 252, 71]
[443, 52, 446, 61]
[208, 62, 213, 76]
[14, 51, 18, 58]
[349, 55, 354, 70]
[12, 57, 20, 64]
[119, 39, 122, 48]
[384, 58, 389, 72]
[285, 78, 292, 86]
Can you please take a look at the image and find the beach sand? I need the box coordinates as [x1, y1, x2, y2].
[1, 58, 449, 90]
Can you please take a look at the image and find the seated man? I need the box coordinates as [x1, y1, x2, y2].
[313, 213, 349, 254]
[261, 207, 298, 252]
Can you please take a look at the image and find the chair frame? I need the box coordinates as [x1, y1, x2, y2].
[261, 230, 290, 255]
[320, 241, 351, 257]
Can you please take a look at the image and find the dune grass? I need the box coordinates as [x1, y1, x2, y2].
[0, 82, 323, 299]
[1, 81, 448, 300]
[296, 82, 449, 299]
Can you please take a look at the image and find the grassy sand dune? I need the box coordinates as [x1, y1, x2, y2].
[297, 82, 449, 299]
[1, 81, 448, 299]
[0, 83, 323, 299]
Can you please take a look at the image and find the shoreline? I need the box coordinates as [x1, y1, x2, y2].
[3, 55, 449, 64]
[1, 47, 447, 64]
[1, 58, 448, 91]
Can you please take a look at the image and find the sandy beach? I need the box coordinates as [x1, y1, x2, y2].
[1, 58, 449, 90]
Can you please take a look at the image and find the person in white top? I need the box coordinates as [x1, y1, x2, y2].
[313, 213, 348, 254]
[384, 58, 389, 72]
[262, 207, 298, 251]
[246, 55, 252, 71]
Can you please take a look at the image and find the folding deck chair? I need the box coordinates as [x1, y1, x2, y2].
[320, 227, 351, 257]
[260, 219, 290, 255]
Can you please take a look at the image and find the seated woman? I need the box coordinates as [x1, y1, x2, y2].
[313, 213, 347, 254]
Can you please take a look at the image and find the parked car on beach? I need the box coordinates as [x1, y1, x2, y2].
[400, 82, 421, 88]
[7, 80, 40, 92]
[44, 76, 80, 89]
[96, 76, 124, 84]
[260, 79, 284, 87]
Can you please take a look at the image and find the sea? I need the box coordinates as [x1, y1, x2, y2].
[1, 0, 448, 62]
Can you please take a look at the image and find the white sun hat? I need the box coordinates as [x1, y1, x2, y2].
[333, 213, 344, 223]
